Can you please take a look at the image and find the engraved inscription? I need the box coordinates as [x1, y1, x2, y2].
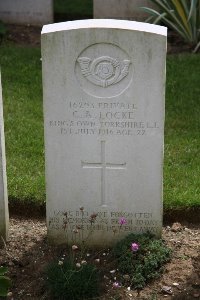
[48, 100, 160, 137]
[77, 56, 131, 88]
[48, 210, 161, 236]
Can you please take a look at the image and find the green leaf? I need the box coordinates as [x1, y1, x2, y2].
[0, 276, 11, 297]
[141, 0, 200, 45]
[188, 0, 198, 20]
[172, 0, 190, 32]
[0, 266, 7, 276]
[153, 12, 168, 24]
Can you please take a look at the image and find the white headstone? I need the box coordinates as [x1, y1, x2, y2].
[94, 0, 158, 21]
[42, 19, 167, 246]
[0, 0, 53, 26]
[0, 71, 9, 244]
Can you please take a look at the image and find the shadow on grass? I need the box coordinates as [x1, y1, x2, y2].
[163, 207, 200, 225]
[54, 13, 93, 22]
[9, 197, 45, 219]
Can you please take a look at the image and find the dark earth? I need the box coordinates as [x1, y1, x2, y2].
[5, 23, 197, 53]
[1, 218, 199, 300]
[0, 24, 199, 299]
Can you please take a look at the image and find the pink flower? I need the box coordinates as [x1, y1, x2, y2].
[119, 217, 127, 225]
[113, 282, 120, 288]
[131, 242, 139, 252]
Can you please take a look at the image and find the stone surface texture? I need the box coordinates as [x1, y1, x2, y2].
[0, 71, 9, 243]
[94, 0, 158, 21]
[42, 19, 167, 246]
[0, 0, 53, 26]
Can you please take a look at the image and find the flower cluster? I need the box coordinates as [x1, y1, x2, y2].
[131, 242, 139, 252]
[113, 282, 120, 288]
[119, 217, 127, 226]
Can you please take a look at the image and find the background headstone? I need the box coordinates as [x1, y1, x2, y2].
[42, 19, 167, 246]
[0, 71, 9, 244]
[94, 0, 157, 21]
[0, 0, 53, 26]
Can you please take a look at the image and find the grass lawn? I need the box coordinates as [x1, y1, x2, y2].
[0, 44, 199, 209]
[165, 55, 200, 208]
[0, 45, 45, 204]
[54, 0, 93, 19]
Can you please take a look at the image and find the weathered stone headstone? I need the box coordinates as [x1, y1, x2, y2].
[94, 0, 157, 21]
[0, 71, 9, 244]
[42, 19, 167, 246]
[0, 0, 53, 26]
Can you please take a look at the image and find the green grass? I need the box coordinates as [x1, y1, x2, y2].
[164, 54, 200, 208]
[0, 45, 45, 204]
[0, 44, 199, 209]
[54, 0, 93, 18]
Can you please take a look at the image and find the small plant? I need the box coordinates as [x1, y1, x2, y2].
[61, 207, 100, 256]
[112, 233, 172, 290]
[141, 0, 200, 52]
[46, 259, 99, 299]
[45, 208, 101, 299]
[46, 213, 139, 299]
[0, 266, 11, 297]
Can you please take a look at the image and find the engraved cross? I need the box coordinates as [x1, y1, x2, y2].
[81, 141, 126, 207]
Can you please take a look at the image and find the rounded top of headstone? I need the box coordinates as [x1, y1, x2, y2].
[42, 19, 167, 36]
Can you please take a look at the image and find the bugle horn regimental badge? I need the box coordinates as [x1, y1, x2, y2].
[77, 56, 131, 88]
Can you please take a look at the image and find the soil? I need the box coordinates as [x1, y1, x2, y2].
[0, 24, 199, 299]
[4, 24, 197, 54]
[0, 218, 199, 300]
